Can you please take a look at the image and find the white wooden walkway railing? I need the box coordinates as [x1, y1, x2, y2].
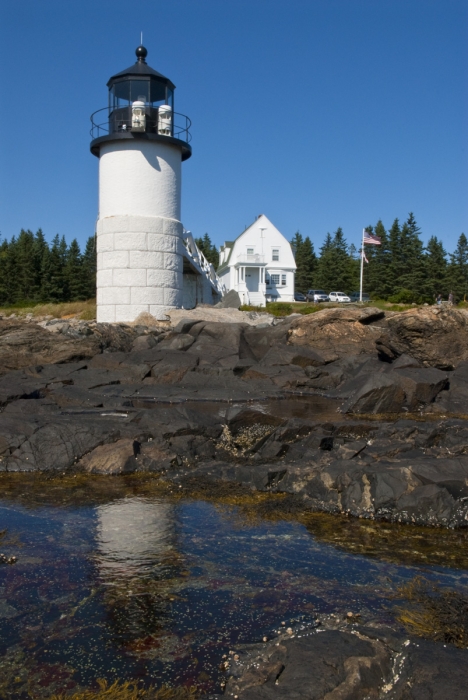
[182, 230, 226, 297]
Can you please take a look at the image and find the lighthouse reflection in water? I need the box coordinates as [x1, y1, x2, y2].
[96, 497, 175, 579]
[94, 497, 181, 650]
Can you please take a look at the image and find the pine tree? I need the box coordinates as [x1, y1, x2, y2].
[39, 244, 52, 302]
[423, 236, 448, 300]
[397, 213, 426, 298]
[335, 229, 359, 292]
[315, 228, 353, 292]
[291, 232, 316, 291]
[365, 220, 392, 299]
[15, 229, 36, 302]
[386, 218, 403, 298]
[32, 230, 49, 302]
[82, 236, 97, 300]
[315, 233, 333, 290]
[42, 234, 67, 302]
[347, 243, 361, 292]
[290, 232, 303, 258]
[448, 233, 468, 302]
[4, 236, 20, 304]
[0, 239, 9, 305]
[301, 237, 317, 290]
[65, 239, 86, 301]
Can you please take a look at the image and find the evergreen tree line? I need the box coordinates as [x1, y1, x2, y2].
[291, 213, 468, 303]
[0, 229, 96, 305]
[4, 217, 465, 306]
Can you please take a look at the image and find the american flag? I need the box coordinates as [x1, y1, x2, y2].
[363, 230, 381, 245]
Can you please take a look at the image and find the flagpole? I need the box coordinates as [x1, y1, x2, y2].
[359, 228, 364, 303]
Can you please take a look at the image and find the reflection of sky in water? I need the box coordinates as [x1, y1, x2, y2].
[0, 497, 467, 696]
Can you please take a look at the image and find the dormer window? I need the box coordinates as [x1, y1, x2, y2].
[247, 248, 254, 255]
[272, 248, 279, 261]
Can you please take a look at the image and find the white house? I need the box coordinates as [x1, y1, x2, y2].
[217, 215, 296, 307]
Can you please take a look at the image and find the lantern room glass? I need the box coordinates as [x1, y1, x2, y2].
[109, 79, 173, 109]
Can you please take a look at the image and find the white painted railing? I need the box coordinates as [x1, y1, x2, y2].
[236, 254, 265, 264]
[182, 230, 226, 297]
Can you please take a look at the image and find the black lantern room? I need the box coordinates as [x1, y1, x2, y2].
[90, 46, 191, 160]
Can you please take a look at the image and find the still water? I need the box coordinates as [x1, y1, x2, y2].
[1, 484, 468, 697]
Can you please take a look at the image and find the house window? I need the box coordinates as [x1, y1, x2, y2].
[272, 249, 279, 261]
[247, 248, 254, 255]
[282, 274, 286, 285]
[271, 274, 280, 285]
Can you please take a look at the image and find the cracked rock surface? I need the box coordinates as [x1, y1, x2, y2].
[216, 623, 467, 700]
[1, 308, 468, 527]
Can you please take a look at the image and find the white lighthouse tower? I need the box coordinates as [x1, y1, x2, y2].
[90, 45, 192, 322]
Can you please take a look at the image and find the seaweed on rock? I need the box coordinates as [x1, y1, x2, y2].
[49, 679, 197, 699]
[396, 577, 468, 647]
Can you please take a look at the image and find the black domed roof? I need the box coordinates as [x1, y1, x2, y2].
[107, 46, 175, 90]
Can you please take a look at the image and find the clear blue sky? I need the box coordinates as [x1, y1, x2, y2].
[1, 0, 466, 255]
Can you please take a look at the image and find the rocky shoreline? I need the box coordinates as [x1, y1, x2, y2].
[1, 305, 468, 530]
[1, 304, 468, 698]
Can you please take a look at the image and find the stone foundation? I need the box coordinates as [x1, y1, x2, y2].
[96, 214, 184, 322]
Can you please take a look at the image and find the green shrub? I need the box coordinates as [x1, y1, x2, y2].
[388, 289, 422, 304]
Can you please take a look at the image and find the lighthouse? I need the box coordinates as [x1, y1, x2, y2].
[90, 45, 193, 322]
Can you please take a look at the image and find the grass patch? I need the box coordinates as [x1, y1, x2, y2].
[365, 299, 413, 312]
[395, 577, 468, 648]
[263, 302, 322, 316]
[0, 298, 448, 322]
[255, 300, 425, 317]
[0, 299, 96, 320]
[239, 305, 267, 313]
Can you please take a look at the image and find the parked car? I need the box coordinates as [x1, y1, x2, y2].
[306, 289, 329, 302]
[349, 292, 371, 302]
[328, 291, 351, 303]
[294, 292, 307, 302]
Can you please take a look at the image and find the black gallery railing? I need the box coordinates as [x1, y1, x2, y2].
[90, 106, 192, 143]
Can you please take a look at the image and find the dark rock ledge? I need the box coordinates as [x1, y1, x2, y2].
[2, 307, 468, 528]
[204, 620, 468, 699]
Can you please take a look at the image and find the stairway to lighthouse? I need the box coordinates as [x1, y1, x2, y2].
[182, 231, 225, 308]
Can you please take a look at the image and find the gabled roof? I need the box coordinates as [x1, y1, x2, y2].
[217, 215, 279, 274]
